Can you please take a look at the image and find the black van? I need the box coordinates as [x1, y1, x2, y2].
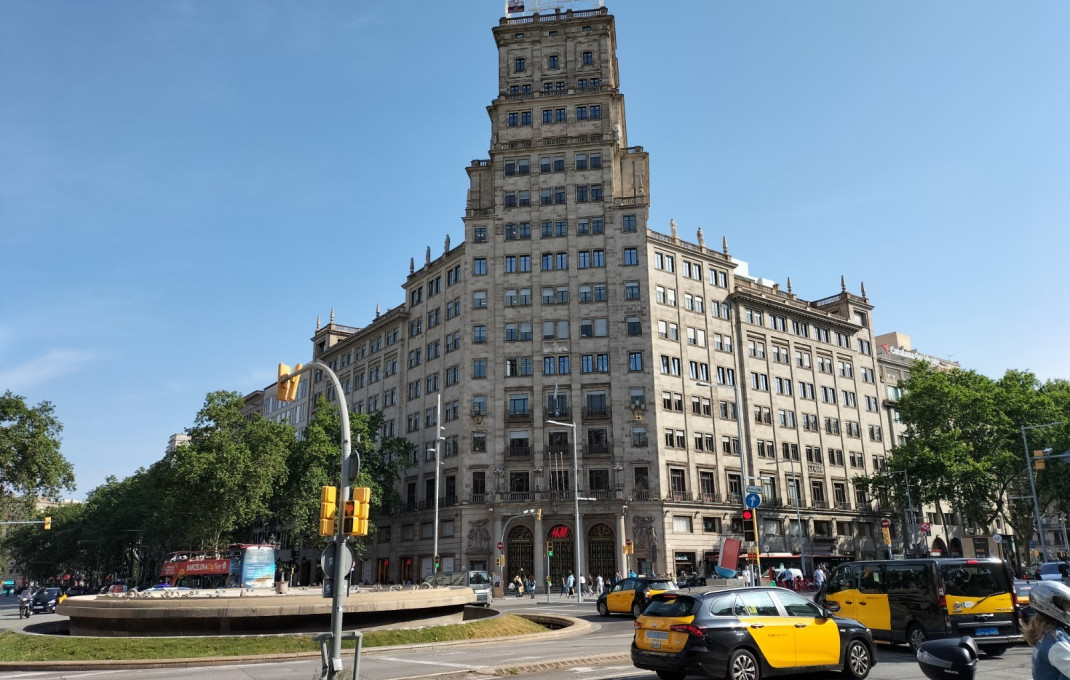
[815, 558, 1021, 655]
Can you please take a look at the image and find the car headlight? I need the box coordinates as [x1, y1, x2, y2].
[47, 599, 56, 605]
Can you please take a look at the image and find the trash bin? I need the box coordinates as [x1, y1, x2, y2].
[275, 582, 289, 595]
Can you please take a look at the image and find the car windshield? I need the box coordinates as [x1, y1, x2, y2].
[940, 565, 1009, 597]
[644, 595, 698, 617]
[1040, 563, 1062, 576]
[468, 571, 490, 585]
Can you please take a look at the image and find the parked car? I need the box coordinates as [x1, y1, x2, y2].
[632, 586, 876, 680]
[31, 587, 65, 614]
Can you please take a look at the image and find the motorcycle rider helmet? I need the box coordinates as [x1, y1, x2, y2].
[1030, 580, 1070, 629]
[916, 637, 979, 680]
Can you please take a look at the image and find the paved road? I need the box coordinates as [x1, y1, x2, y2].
[0, 594, 1035, 680]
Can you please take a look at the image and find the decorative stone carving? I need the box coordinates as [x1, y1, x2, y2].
[467, 519, 491, 553]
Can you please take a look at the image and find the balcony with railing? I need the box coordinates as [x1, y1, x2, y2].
[699, 492, 722, 504]
[545, 406, 571, 420]
[506, 407, 532, 423]
[834, 500, 852, 511]
[544, 444, 571, 457]
[584, 442, 611, 457]
[507, 444, 532, 459]
[500, 491, 533, 503]
[666, 490, 693, 502]
[811, 500, 829, 509]
[633, 488, 651, 501]
[469, 493, 488, 505]
[588, 488, 616, 500]
[582, 406, 610, 420]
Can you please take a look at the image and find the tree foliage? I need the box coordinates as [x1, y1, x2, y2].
[1, 389, 412, 587]
[0, 391, 75, 503]
[856, 363, 1069, 565]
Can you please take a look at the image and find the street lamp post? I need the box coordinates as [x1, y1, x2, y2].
[1021, 422, 1064, 562]
[431, 394, 445, 573]
[547, 419, 583, 603]
[887, 469, 917, 557]
[786, 454, 807, 576]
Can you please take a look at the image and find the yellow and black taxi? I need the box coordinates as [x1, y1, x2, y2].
[815, 558, 1021, 655]
[597, 575, 676, 617]
[632, 586, 876, 680]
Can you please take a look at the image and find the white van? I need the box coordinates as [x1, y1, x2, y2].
[421, 570, 493, 606]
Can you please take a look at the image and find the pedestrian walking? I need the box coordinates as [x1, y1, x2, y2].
[579, 573, 587, 597]
[560, 576, 566, 598]
[526, 575, 535, 599]
[596, 574, 604, 596]
[566, 571, 575, 598]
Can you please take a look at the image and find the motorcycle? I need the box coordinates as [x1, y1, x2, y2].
[18, 594, 31, 618]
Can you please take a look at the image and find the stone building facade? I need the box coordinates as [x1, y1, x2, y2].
[251, 6, 904, 587]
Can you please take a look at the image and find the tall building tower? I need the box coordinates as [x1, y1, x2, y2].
[457, 6, 650, 585]
[258, 5, 900, 588]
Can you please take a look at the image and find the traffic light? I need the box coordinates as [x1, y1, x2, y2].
[344, 487, 371, 536]
[546, 541, 553, 557]
[43, 517, 51, 531]
[1034, 450, 1046, 471]
[495, 556, 504, 567]
[319, 486, 337, 536]
[741, 509, 756, 542]
[276, 363, 303, 402]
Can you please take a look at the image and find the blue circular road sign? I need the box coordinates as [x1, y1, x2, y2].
[744, 493, 762, 509]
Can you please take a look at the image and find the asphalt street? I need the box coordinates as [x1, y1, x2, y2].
[0, 592, 1036, 680]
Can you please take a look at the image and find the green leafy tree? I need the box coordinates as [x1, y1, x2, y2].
[857, 363, 1066, 566]
[277, 396, 410, 555]
[160, 391, 294, 550]
[0, 391, 76, 507]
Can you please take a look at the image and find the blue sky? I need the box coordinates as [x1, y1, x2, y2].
[2, 1, 1068, 501]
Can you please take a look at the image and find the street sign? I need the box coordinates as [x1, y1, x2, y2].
[992, 534, 1003, 544]
[497, 541, 504, 551]
[880, 518, 891, 528]
[919, 521, 931, 534]
[744, 493, 762, 509]
[320, 542, 354, 578]
[745, 485, 763, 495]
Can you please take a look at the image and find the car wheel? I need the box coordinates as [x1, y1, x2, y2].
[597, 600, 609, 616]
[842, 639, 871, 680]
[727, 649, 760, 680]
[982, 645, 1007, 657]
[907, 624, 927, 653]
[656, 671, 687, 680]
[631, 600, 643, 618]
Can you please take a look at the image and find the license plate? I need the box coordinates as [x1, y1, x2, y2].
[646, 630, 669, 640]
[975, 627, 998, 636]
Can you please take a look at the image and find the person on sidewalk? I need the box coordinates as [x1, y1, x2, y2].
[579, 573, 586, 597]
[595, 574, 604, 596]
[566, 571, 575, 598]
[526, 575, 535, 599]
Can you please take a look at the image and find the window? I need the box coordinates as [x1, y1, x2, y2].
[473, 325, 486, 343]
[622, 214, 637, 232]
[623, 248, 638, 265]
[629, 352, 643, 371]
[515, 57, 525, 72]
[472, 359, 487, 378]
[582, 50, 593, 65]
[473, 258, 487, 276]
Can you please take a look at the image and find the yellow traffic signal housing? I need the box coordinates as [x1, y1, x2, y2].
[1034, 450, 1046, 470]
[546, 541, 553, 557]
[276, 363, 303, 402]
[43, 517, 51, 531]
[536, 508, 542, 520]
[344, 487, 372, 536]
[319, 486, 337, 536]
